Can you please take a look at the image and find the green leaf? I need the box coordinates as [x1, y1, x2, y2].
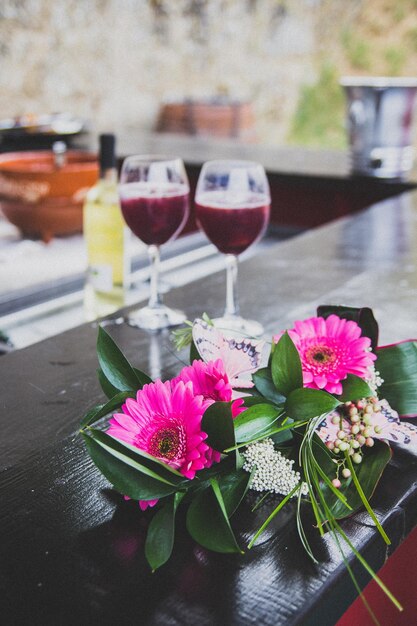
[171, 322, 193, 351]
[86, 428, 185, 481]
[271, 332, 303, 396]
[82, 433, 180, 501]
[201, 401, 235, 453]
[319, 439, 392, 519]
[145, 492, 184, 571]
[377, 341, 417, 417]
[133, 367, 153, 387]
[234, 403, 283, 443]
[217, 470, 253, 517]
[186, 479, 242, 554]
[97, 326, 144, 392]
[242, 395, 272, 408]
[97, 368, 120, 399]
[252, 367, 286, 404]
[339, 374, 373, 402]
[189, 340, 201, 363]
[285, 387, 341, 421]
[80, 391, 134, 428]
[317, 305, 379, 350]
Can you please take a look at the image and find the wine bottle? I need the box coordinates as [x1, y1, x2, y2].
[83, 133, 130, 320]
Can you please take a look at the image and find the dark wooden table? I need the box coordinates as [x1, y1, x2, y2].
[1, 189, 417, 625]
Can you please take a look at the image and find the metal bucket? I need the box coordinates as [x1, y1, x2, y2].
[341, 77, 417, 179]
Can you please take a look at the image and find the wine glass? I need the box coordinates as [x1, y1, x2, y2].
[119, 155, 190, 330]
[195, 160, 270, 337]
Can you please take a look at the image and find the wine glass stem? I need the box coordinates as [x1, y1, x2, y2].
[148, 244, 161, 308]
[225, 254, 239, 318]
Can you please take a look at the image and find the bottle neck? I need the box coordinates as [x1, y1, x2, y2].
[100, 167, 118, 183]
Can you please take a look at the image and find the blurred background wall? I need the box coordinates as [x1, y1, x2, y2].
[1, 0, 417, 148]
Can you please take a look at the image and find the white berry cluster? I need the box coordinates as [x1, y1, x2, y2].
[242, 439, 308, 497]
[366, 365, 384, 396]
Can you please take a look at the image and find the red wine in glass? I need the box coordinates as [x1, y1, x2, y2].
[120, 183, 189, 246]
[195, 160, 271, 337]
[119, 156, 190, 330]
[195, 192, 269, 255]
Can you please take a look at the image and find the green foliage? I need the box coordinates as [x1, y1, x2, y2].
[252, 367, 286, 405]
[384, 46, 406, 76]
[97, 326, 151, 392]
[202, 401, 236, 452]
[288, 64, 347, 149]
[271, 332, 303, 396]
[145, 493, 184, 572]
[186, 477, 244, 554]
[285, 387, 341, 421]
[314, 436, 392, 519]
[79, 308, 417, 588]
[233, 403, 284, 443]
[81, 431, 182, 501]
[342, 29, 371, 70]
[408, 27, 417, 52]
[377, 341, 417, 417]
[80, 391, 135, 428]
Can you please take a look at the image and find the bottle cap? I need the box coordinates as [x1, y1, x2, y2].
[99, 133, 116, 171]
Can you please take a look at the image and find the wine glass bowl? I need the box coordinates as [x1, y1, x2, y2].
[119, 155, 190, 330]
[195, 160, 270, 337]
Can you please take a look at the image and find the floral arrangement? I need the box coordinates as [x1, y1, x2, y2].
[80, 305, 417, 617]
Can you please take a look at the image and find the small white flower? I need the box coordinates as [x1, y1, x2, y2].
[242, 438, 308, 497]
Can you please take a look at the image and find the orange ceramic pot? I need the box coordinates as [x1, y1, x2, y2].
[155, 100, 257, 141]
[0, 150, 98, 242]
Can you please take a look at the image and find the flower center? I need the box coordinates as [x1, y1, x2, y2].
[305, 344, 337, 369]
[148, 426, 183, 461]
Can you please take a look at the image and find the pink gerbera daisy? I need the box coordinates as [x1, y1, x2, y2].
[274, 314, 376, 395]
[108, 379, 213, 482]
[173, 358, 233, 403]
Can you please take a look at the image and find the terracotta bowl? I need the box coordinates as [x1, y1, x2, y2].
[155, 100, 257, 141]
[0, 150, 98, 242]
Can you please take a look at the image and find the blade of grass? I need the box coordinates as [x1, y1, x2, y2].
[248, 483, 300, 549]
[345, 452, 391, 545]
[224, 420, 307, 453]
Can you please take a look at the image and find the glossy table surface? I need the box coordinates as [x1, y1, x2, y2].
[1, 190, 417, 625]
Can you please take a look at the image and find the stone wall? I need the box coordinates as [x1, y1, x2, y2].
[0, 0, 318, 144]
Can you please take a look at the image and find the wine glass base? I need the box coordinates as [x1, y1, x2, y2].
[213, 315, 264, 338]
[126, 304, 186, 331]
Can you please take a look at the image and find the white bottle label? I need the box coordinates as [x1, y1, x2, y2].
[88, 265, 113, 292]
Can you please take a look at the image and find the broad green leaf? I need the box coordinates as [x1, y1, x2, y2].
[97, 368, 120, 399]
[234, 403, 283, 443]
[285, 387, 340, 421]
[317, 305, 379, 350]
[87, 429, 185, 481]
[252, 367, 286, 405]
[133, 367, 153, 387]
[271, 332, 303, 396]
[201, 401, 235, 453]
[80, 391, 134, 428]
[377, 342, 417, 417]
[82, 433, 180, 501]
[270, 428, 294, 445]
[145, 492, 184, 571]
[316, 438, 392, 519]
[97, 326, 143, 392]
[186, 480, 242, 554]
[242, 395, 273, 408]
[217, 470, 252, 517]
[339, 374, 373, 402]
